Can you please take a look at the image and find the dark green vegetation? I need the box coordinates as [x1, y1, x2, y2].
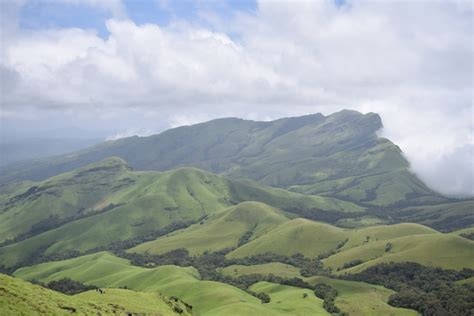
[36, 278, 97, 295]
[314, 283, 344, 314]
[1, 110, 473, 315]
[345, 262, 474, 316]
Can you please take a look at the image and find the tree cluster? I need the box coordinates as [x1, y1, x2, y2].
[343, 262, 474, 316]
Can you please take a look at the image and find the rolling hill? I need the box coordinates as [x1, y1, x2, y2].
[305, 276, 419, 316]
[12, 252, 326, 316]
[130, 201, 289, 256]
[0, 110, 447, 208]
[323, 233, 474, 273]
[0, 158, 363, 268]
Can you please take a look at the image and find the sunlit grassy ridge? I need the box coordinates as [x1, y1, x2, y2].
[323, 233, 474, 273]
[0, 273, 187, 315]
[131, 201, 289, 255]
[220, 262, 302, 279]
[305, 276, 419, 316]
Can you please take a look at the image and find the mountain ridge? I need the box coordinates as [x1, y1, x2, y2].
[0, 110, 444, 208]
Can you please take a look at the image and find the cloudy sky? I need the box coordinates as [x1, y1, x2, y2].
[0, 0, 472, 196]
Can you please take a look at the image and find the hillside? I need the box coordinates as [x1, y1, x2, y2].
[12, 251, 424, 316]
[0, 273, 188, 315]
[12, 252, 326, 315]
[323, 233, 474, 273]
[130, 201, 289, 255]
[305, 276, 419, 316]
[0, 158, 363, 268]
[0, 110, 446, 207]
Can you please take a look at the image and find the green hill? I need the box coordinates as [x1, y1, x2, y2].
[226, 218, 349, 259]
[220, 262, 302, 279]
[0, 273, 187, 315]
[131, 201, 289, 255]
[0, 159, 362, 268]
[323, 233, 474, 273]
[0, 110, 445, 207]
[12, 252, 327, 316]
[249, 281, 330, 315]
[305, 276, 419, 316]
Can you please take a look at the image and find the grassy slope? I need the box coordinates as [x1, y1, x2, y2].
[13, 251, 335, 316]
[131, 201, 289, 255]
[249, 281, 330, 316]
[0, 273, 186, 316]
[323, 234, 474, 273]
[220, 262, 302, 279]
[226, 218, 349, 258]
[0, 159, 363, 268]
[340, 223, 438, 250]
[305, 276, 419, 316]
[0, 157, 132, 242]
[0, 110, 443, 208]
[225, 221, 437, 260]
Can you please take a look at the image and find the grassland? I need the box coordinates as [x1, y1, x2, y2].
[226, 218, 348, 258]
[131, 201, 289, 255]
[305, 276, 419, 316]
[249, 281, 330, 315]
[13, 252, 328, 315]
[0, 159, 363, 268]
[220, 262, 302, 279]
[0, 273, 187, 315]
[323, 233, 474, 273]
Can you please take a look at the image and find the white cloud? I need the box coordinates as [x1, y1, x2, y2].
[0, 0, 472, 195]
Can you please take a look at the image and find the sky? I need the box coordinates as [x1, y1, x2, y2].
[0, 0, 472, 196]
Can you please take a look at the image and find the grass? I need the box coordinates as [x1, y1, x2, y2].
[220, 262, 302, 279]
[340, 223, 438, 250]
[13, 251, 327, 315]
[305, 276, 419, 316]
[0, 159, 363, 268]
[226, 218, 349, 259]
[0, 110, 443, 209]
[249, 281, 330, 315]
[0, 273, 186, 315]
[396, 200, 474, 232]
[131, 201, 289, 255]
[323, 234, 474, 273]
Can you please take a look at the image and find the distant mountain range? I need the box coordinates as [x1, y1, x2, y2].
[0, 110, 449, 207]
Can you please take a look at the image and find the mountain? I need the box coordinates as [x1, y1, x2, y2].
[0, 110, 446, 207]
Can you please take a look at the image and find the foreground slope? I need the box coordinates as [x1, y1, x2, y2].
[0, 273, 187, 315]
[0, 110, 445, 207]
